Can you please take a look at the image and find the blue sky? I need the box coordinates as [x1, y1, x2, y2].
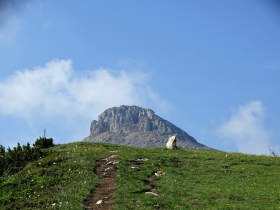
[0, 0, 280, 154]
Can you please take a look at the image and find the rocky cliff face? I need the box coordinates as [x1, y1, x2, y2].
[83, 105, 213, 150]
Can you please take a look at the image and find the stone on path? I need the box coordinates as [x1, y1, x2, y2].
[96, 200, 102, 204]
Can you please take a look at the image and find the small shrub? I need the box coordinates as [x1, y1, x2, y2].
[33, 137, 54, 149]
[268, 147, 278, 157]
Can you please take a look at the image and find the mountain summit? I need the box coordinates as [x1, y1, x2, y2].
[83, 105, 213, 150]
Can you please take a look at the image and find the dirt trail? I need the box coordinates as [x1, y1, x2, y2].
[85, 153, 118, 210]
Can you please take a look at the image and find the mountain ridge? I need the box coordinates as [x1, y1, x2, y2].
[83, 105, 213, 150]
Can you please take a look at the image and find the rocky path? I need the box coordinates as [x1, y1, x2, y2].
[85, 152, 118, 210]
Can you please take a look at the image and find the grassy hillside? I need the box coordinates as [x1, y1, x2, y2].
[0, 142, 280, 209]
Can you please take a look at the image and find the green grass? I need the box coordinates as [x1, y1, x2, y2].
[1, 142, 280, 209]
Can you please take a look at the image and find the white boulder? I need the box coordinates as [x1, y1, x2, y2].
[166, 135, 177, 149]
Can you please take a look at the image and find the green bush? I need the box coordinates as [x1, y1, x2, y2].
[33, 137, 54, 149]
[0, 141, 51, 177]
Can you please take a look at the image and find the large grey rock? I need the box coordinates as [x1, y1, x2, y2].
[83, 105, 213, 150]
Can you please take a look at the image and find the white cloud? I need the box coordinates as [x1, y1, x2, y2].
[216, 100, 274, 154]
[0, 59, 170, 120]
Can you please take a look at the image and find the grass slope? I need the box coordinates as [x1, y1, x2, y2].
[0, 142, 280, 209]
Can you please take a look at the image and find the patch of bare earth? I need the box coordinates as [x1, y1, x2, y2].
[85, 153, 118, 210]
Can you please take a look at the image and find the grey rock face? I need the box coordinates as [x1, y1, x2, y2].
[83, 105, 213, 150]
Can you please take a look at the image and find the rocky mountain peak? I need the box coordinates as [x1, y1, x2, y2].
[83, 105, 213, 150]
[91, 105, 182, 136]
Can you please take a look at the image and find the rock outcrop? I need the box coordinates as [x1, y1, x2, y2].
[83, 105, 213, 150]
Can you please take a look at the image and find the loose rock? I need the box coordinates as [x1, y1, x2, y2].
[145, 192, 159, 196]
[96, 200, 102, 204]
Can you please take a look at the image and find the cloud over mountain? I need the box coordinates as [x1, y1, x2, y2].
[0, 59, 170, 120]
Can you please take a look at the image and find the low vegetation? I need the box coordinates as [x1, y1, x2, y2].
[0, 142, 280, 209]
[33, 137, 54, 149]
[0, 138, 51, 177]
